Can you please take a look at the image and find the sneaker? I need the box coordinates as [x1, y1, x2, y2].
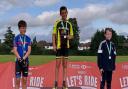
[62, 81, 68, 89]
[53, 81, 58, 89]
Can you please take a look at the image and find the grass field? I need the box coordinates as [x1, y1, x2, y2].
[0, 55, 128, 66]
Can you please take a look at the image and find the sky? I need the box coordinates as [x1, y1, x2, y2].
[0, 0, 128, 42]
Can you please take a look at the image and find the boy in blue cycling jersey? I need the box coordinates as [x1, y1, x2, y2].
[13, 20, 31, 89]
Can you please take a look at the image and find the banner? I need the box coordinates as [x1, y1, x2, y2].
[0, 61, 128, 89]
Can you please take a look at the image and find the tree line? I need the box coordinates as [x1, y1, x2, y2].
[0, 20, 128, 55]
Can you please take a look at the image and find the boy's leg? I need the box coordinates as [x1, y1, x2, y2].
[15, 61, 21, 89]
[22, 77, 27, 89]
[54, 49, 62, 88]
[22, 62, 29, 89]
[15, 78, 20, 89]
[55, 57, 61, 85]
[62, 48, 68, 88]
[106, 71, 112, 89]
[100, 71, 106, 89]
[62, 56, 68, 88]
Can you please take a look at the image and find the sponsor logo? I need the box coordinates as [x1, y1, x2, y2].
[69, 64, 91, 70]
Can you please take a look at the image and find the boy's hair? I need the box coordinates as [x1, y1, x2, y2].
[18, 20, 27, 28]
[60, 6, 67, 14]
[104, 28, 113, 34]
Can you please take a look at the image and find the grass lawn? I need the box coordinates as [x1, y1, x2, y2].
[0, 55, 128, 66]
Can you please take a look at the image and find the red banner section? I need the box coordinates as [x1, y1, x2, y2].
[0, 61, 128, 89]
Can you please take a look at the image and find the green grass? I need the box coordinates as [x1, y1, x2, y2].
[0, 55, 128, 66]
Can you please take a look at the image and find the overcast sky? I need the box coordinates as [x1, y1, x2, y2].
[0, 0, 128, 42]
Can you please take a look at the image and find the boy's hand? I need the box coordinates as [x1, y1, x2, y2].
[23, 60, 27, 67]
[67, 35, 73, 40]
[23, 57, 26, 60]
[20, 59, 27, 67]
[67, 35, 70, 39]
[100, 69, 104, 75]
[17, 57, 22, 62]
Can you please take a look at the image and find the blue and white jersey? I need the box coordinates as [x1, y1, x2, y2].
[13, 34, 31, 62]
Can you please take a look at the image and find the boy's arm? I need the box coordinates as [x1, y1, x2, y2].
[13, 47, 21, 60]
[97, 42, 103, 70]
[52, 34, 56, 52]
[113, 43, 117, 57]
[52, 21, 58, 51]
[67, 22, 73, 40]
[113, 43, 117, 70]
[13, 37, 21, 60]
[23, 46, 31, 60]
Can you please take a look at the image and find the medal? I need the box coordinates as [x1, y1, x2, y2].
[61, 21, 68, 39]
[109, 56, 111, 59]
[20, 35, 26, 56]
[106, 41, 112, 60]
[64, 35, 67, 38]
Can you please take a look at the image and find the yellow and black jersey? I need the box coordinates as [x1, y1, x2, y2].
[52, 19, 73, 49]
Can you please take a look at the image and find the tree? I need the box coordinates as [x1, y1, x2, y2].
[68, 18, 80, 50]
[0, 39, 1, 44]
[3, 27, 15, 53]
[31, 36, 42, 54]
[32, 36, 37, 47]
[117, 35, 126, 48]
[90, 30, 104, 54]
